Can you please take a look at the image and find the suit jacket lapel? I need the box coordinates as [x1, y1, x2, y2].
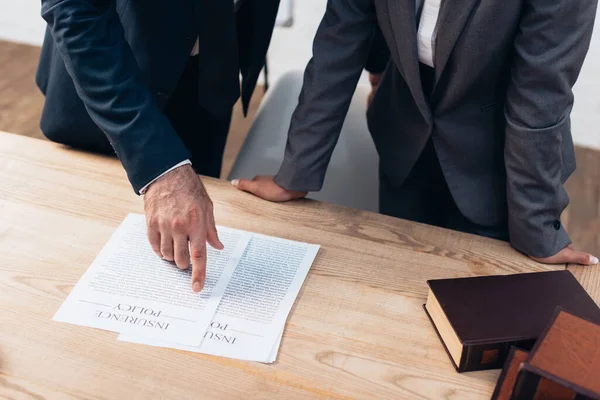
[433, 0, 481, 85]
[385, 0, 430, 118]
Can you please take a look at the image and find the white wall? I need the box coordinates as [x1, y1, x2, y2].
[1, 0, 598, 148]
[0, 0, 46, 45]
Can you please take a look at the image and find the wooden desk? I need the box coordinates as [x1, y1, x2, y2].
[0, 131, 596, 399]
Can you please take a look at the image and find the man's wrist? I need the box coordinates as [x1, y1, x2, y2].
[139, 159, 192, 195]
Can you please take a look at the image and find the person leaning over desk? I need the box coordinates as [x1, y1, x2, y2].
[36, 0, 280, 292]
[233, 0, 600, 266]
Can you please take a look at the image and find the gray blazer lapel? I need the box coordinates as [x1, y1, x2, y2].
[433, 0, 481, 84]
[385, 0, 430, 117]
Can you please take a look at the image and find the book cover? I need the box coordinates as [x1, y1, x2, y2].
[491, 347, 529, 400]
[423, 270, 600, 372]
[511, 308, 600, 400]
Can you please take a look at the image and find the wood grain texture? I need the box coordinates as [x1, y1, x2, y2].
[0, 131, 581, 400]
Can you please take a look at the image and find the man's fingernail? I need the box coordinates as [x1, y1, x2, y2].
[591, 256, 599, 265]
[231, 179, 239, 187]
[192, 282, 202, 292]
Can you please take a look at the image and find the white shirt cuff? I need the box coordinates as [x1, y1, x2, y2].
[139, 159, 192, 194]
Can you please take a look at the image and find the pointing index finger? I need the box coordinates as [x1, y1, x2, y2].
[190, 234, 207, 292]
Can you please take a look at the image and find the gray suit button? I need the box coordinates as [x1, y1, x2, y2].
[553, 220, 561, 230]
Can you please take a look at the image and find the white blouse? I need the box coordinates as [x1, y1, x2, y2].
[416, 0, 442, 67]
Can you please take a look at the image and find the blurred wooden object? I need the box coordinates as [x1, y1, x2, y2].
[563, 146, 600, 261]
[0, 41, 45, 139]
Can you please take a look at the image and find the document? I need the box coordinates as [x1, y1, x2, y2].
[119, 232, 320, 362]
[54, 213, 320, 362]
[119, 327, 283, 363]
[53, 214, 249, 346]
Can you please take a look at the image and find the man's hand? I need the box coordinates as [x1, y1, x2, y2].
[144, 164, 223, 293]
[530, 244, 598, 266]
[231, 176, 307, 202]
[367, 72, 383, 109]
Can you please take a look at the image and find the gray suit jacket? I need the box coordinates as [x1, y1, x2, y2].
[274, 0, 597, 258]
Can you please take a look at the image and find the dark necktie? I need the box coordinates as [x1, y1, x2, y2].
[193, 0, 240, 117]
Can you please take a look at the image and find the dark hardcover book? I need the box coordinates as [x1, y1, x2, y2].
[491, 347, 529, 400]
[423, 270, 600, 372]
[511, 309, 600, 400]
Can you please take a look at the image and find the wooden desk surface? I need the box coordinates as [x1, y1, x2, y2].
[0, 131, 596, 399]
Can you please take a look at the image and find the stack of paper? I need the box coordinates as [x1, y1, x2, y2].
[54, 213, 319, 363]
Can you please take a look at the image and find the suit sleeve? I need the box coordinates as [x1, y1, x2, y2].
[503, 0, 597, 257]
[41, 0, 191, 193]
[274, 0, 376, 191]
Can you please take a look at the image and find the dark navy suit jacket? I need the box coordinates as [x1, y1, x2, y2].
[36, 0, 280, 193]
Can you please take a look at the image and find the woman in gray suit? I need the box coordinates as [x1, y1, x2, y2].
[233, 0, 598, 267]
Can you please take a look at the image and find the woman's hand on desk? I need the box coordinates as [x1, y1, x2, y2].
[529, 244, 598, 266]
[231, 176, 307, 202]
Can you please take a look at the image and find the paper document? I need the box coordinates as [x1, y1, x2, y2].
[53, 214, 249, 345]
[120, 231, 319, 362]
[54, 213, 319, 362]
[119, 327, 284, 363]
